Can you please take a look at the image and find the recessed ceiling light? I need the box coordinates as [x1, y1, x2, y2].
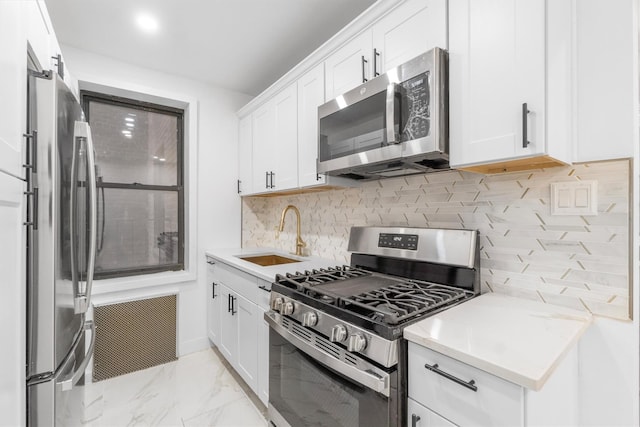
[136, 13, 159, 33]
[125, 117, 135, 122]
[126, 123, 134, 128]
[124, 134, 132, 138]
[122, 130, 131, 134]
[159, 158, 166, 162]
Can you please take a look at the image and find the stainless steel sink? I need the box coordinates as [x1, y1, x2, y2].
[238, 254, 301, 267]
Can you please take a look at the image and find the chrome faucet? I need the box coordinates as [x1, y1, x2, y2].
[278, 205, 306, 256]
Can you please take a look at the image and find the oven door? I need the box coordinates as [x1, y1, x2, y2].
[267, 314, 398, 427]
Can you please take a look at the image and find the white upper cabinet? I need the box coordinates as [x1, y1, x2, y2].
[324, 0, 447, 102]
[250, 83, 298, 194]
[324, 30, 373, 101]
[372, 0, 448, 74]
[297, 63, 325, 187]
[237, 115, 253, 195]
[251, 101, 276, 192]
[0, 1, 25, 178]
[573, 0, 636, 162]
[273, 84, 298, 191]
[449, 0, 565, 172]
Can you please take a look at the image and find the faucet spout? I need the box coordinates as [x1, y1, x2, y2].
[278, 205, 306, 256]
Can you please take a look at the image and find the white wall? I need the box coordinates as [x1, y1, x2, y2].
[61, 45, 252, 356]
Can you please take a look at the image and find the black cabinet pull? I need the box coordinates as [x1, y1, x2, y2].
[265, 171, 269, 189]
[228, 293, 232, 312]
[411, 414, 421, 427]
[424, 363, 478, 392]
[270, 171, 275, 189]
[361, 55, 368, 83]
[212, 282, 218, 299]
[231, 296, 237, 315]
[522, 102, 531, 148]
[258, 285, 271, 293]
[373, 48, 380, 77]
[237, 179, 241, 194]
[206, 259, 215, 265]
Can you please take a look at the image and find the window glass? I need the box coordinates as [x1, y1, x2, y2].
[82, 92, 184, 279]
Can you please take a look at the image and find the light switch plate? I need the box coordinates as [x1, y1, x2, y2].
[550, 181, 598, 215]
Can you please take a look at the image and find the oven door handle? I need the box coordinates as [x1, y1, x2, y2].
[265, 311, 391, 397]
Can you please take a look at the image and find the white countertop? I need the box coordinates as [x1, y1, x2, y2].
[403, 292, 592, 391]
[204, 247, 339, 282]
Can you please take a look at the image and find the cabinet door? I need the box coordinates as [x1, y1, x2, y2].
[449, 0, 546, 167]
[272, 84, 298, 191]
[324, 30, 373, 100]
[297, 63, 325, 187]
[573, 0, 635, 162]
[205, 261, 221, 346]
[407, 398, 456, 427]
[235, 294, 258, 391]
[0, 172, 25, 425]
[372, 0, 447, 74]
[257, 306, 269, 406]
[237, 114, 253, 195]
[218, 284, 238, 364]
[0, 1, 26, 178]
[252, 100, 276, 192]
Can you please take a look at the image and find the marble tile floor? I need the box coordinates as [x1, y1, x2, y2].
[77, 347, 269, 426]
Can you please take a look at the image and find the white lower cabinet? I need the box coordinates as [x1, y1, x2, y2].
[407, 398, 455, 427]
[205, 259, 271, 406]
[205, 260, 221, 346]
[408, 342, 579, 426]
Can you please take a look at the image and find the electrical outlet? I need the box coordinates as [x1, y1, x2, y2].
[550, 181, 597, 215]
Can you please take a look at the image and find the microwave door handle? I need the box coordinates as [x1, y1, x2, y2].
[386, 83, 399, 144]
[73, 121, 97, 314]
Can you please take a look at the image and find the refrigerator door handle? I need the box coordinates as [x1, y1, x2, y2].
[73, 121, 97, 314]
[57, 320, 95, 392]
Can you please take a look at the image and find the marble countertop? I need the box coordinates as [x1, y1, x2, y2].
[204, 247, 339, 282]
[403, 292, 593, 391]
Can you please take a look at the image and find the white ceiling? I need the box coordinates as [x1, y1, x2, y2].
[44, 0, 378, 96]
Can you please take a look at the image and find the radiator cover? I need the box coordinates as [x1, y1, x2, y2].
[93, 294, 177, 381]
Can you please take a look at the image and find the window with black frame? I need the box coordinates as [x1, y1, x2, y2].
[81, 91, 184, 279]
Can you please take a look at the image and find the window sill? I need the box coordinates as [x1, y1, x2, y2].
[92, 269, 196, 296]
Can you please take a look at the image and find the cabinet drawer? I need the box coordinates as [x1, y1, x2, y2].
[408, 398, 456, 427]
[408, 342, 523, 427]
[214, 262, 258, 302]
[256, 279, 272, 310]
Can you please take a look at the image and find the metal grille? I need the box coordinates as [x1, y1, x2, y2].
[93, 294, 177, 381]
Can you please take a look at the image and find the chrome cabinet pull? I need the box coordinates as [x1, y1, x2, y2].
[424, 363, 478, 392]
[361, 55, 368, 83]
[522, 102, 531, 148]
[411, 414, 421, 427]
[373, 48, 381, 77]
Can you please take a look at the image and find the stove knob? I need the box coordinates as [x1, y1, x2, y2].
[302, 311, 318, 327]
[330, 324, 347, 343]
[271, 297, 284, 312]
[281, 301, 295, 316]
[347, 334, 367, 353]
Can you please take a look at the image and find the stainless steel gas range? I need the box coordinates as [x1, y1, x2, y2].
[265, 226, 480, 427]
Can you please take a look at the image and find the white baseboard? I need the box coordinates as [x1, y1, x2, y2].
[179, 336, 210, 357]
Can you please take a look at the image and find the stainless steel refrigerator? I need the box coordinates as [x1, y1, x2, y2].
[26, 66, 97, 426]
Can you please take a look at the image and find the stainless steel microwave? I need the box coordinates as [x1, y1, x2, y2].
[317, 48, 448, 180]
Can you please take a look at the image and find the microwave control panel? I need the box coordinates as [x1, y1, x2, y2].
[378, 233, 419, 250]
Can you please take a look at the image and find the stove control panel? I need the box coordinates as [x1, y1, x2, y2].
[378, 233, 419, 250]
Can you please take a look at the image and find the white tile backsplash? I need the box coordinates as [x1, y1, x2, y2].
[242, 159, 632, 320]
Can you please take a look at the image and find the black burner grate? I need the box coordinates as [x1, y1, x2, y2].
[274, 266, 475, 326]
